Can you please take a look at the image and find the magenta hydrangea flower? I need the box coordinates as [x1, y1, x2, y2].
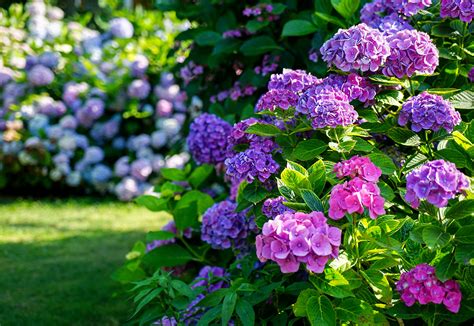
[321, 73, 378, 103]
[399, 92, 461, 133]
[256, 211, 341, 273]
[201, 200, 257, 251]
[256, 89, 299, 112]
[382, 30, 438, 78]
[296, 84, 358, 129]
[225, 148, 279, 184]
[440, 0, 474, 23]
[146, 221, 192, 252]
[329, 177, 386, 220]
[396, 264, 462, 313]
[262, 196, 295, 218]
[187, 113, 232, 165]
[268, 69, 320, 94]
[400, 0, 432, 16]
[334, 156, 382, 182]
[405, 160, 469, 208]
[321, 24, 390, 72]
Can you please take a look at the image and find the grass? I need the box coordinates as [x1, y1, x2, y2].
[0, 197, 170, 325]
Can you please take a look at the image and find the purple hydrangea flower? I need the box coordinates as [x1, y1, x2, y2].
[262, 197, 295, 218]
[469, 67, 474, 82]
[398, 92, 461, 133]
[321, 24, 390, 72]
[255, 89, 299, 112]
[225, 148, 279, 184]
[131, 54, 149, 77]
[201, 200, 257, 250]
[376, 13, 414, 35]
[401, 0, 432, 16]
[296, 84, 358, 129]
[268, 69, 320, 94]
[321, 73, 378, 103]
[28, 65, 54, 86]
[153, 316, 177, 326]
[114, 177, 139, 201]
[128, 79, 151, 99]
[382, 29, 438, 78]
[130, 158, 153, 181]
[396, 264, 462, 313]
[109, 17, 134, 38]
[256, 211, 341, 273]
[405, 160, 470, 208]
[187, 113, 232, 165]
[147, 220, 192, 252]
[441, 0, 474, 23]
[226, 118, 277, 156]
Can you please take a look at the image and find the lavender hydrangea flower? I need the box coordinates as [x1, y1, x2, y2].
[128, 79, 151, 99]
[399, 92, 461, 133]
[382, 30, 438, 78]
[115, 177, 139, 201]
[262, 197, 294, 218]
[405, 160, 470, 208]
[28, 65, 54, 86]
[153, 316, 177, 326]
[377, 13, 414, 35]
[90, 164, 112, 184]
[226, 118, 277, 157]
[469, 67, 474, 82]
[109, 17, 134, 38]
[321, 73, 378, 103]
[400, 0, 432, 16]
[201, 200, 257, 250]
[187, 113, 232, 165]
[255, 89, 299, 112]
[131, 54, 149, 77]
[225, 148, 279, 184]
[268, 69, 320, 93]
[297, 84, 358, 129]
[321, 24, 390, 72]
[130, 159, 153, 181]
[440, 0, 474, 23]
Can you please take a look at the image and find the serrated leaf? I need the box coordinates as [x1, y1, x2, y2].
[386, 127, 421, 146]
[291, 139, 328, 161]
[455, 226, 474, 244]
[446, 200, 474, 220]
[306, 295, 336, 326]
[422, 226, 450, 249]
[435, 254, 457, 282]
[293, 289, 318, 317]
[301, 189, 324, 212]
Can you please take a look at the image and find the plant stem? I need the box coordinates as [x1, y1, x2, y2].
[179, 236, 207, 263]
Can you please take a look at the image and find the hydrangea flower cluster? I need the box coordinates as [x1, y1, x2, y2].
[320, 24, 390, 72]
[254, 55, 280, 76]
[210, 82, 257, 103]
[187, 113, 232, 165]
[333, 156, 382, 182]
[296, 85, 358, 129]
[398, 92, 461, 133]
[268, 69, 320, 94]
[179, 61, 204, 85]
[153, 316, 177, 326]
[201, 200, 257, 251]
[405, 160, 469, 208]
[322, 73, 378, 104]
[255, 89, 299, 112]
[225, 148, 279, 184]
[109, 17, 134, 39]
[469, 67, 474, 82]
[396, 264, 462, 313]
[256, 211, 341, 273]
[440, 0, 474, 23]
[242, 4, 279, 21]
[262, 196, 294, 218]
[382, 30, 438, 78]
[330, 156, 385, 220]
[361, 0, 431, 25]
[226, 118, 277, 154]
[377, 13, 414, 35]
[146, 221, 192, 252]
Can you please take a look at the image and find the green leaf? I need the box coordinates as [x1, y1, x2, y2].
[286, 161, 308, 175]
[449, 90, 474, 110]
[360, 269, 392, 304]
[171, 280, 195, 298]
[221, 292, 237, 325]
[426, 88, 460, 95]
[293, 289, 319, 317]
[131, 287, 163, 317]
[198, 288, 229, 307]
[195, 31, 222, 46]
[145, 231, 175, 242]
[378, 181, 395, 201]
[435, 148, 468, 168]
[422, 226, 450, 249]
[282, 19, 317, 36]
[336, 297, 373, 323]
[240, 36, 282, 56]
[197, 306, 221, 326]
[189, 164, 214, 188]
[435, 254, 457, 282]
[246, 20, 270, 33]
[330, 0, 360, 19]
[446, 200, 474, 220]
[306, 295, 336, 326]
[369, 75, 406, 87]
[160, 168, 187, 181]
[245, 123, 281, 136]
[313, 12, 345, 28]
[236, 299, 255, 326]
[135, 195, 168, 212]
[368, 153, 396, 175]
[377, 90, 404, 106]
[212, 38, 241, 55]
[308, 160, 326, 195]
[291, 139, 328, 161]
[455, 244, 474, 264]
[242, 181, 267, 204]
[301, 189, 324, 212]
[142, 244, 193, 268]
[281, 169, 311, 193]
[386, 127, 421, 146]
[455, 226, 474, 244]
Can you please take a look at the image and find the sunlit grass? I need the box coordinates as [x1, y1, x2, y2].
[0, 197, 169, 325]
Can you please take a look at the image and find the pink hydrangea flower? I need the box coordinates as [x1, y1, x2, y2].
[333, 156, 382, 182]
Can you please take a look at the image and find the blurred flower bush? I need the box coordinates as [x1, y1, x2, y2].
[0, 0, 193, 199]
[115, 0, 474, 325]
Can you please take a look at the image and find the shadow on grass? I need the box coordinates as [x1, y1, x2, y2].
[0, 230, 141, 326]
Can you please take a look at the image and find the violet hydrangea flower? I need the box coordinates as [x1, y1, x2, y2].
[333, 156, 382, 182]
[382, 30, 438, 78]
[320, 24, 390, 72]
[255, 89, 299, 112]
[321, 73, 378, 103]
[109, 17, 134, 38]
[256, 211, 341, 273]
[268, 69, 320, 94]
[396, 264, 462, 313]
[201, 200, 257, 251]
[187, 113, 232, 165]
[405, 160, 469, 208]
[28, 65, 54, 86]
[468, 67, 474, 82]
[262, 196, 295, 218]
[128, 79, 151, 99]
[296, 84, 358, 129]
[398, 92, 461, 133]
[225, 148, 279, 184]
[440, 0, 474, 23]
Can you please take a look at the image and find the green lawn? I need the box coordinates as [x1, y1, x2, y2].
[0, 197, 169, 325]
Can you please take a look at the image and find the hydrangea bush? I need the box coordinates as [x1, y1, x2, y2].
[0, 1, 192, 199]
[116, 0, 474, 324]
